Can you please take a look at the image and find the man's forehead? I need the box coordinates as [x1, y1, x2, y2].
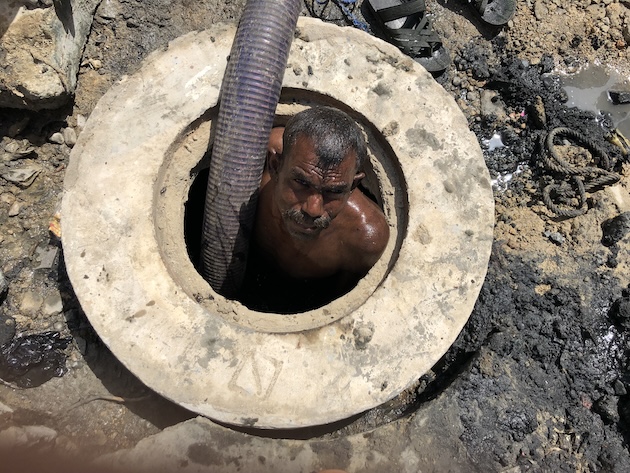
[289, 163, 350, 184]
[284, 143, 358, 174]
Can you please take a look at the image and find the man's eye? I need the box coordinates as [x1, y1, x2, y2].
[294, 178, 308, 187]
[324, 189, 345, 198]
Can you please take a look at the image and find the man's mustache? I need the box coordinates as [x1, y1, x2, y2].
[283, 209, 331, 229]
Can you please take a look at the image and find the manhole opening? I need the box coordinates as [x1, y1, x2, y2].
[156, 96, 408, 332]
[184, 161, 386, 314]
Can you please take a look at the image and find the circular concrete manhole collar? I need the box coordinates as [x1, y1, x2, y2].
[61, 18, 494, 429]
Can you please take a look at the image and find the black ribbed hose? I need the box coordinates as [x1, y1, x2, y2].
[200, 0, 302, 298]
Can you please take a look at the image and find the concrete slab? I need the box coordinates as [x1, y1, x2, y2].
[96, 392, 475, 473]
[0, 0, 101, 110]
[61, 18, 494, 428]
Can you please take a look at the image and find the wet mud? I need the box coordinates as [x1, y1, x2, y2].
[412, 44, 630, 469]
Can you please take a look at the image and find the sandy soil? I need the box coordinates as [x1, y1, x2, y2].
[1, 0, 630, 470]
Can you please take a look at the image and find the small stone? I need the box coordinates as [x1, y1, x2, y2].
[0, 428, 27, 448]
[466, 91, 479, 102]
[0, 192, 15, 206]
[381, 121, 399, 137]
[24, 426, 57, 442]
[353, 322, 375, 350]
[0, 400, 13, 415]
[34, 246, 59, 270]
[614, 379, 627, 396]
[98, 0, 121, 20]
[62, 127, 77, 147]
[49, 132, 65, 144]
[601, 212, 630, 246]
[587, 4, 606, 18]
[534, 0, 549, 20]
[609, 295, 630, 329]
[42, 292, 63, 317]
[529, 95, 547, 127]
[86, 58, 103, 70]
[20, 291, 44, 315]
[544, 230, 565, 245]
[480, 90, 508, 122]
[594, 395, 620, 424]
[0, 426, 57, 449]
[609, 90, 630, 105]
[0, 315, 15, 345]
[8, 200, 22, 217]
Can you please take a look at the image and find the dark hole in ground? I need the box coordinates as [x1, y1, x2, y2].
[184, 167, 380, 314]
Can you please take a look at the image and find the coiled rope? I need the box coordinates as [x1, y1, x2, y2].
[541, 127, 620, 218]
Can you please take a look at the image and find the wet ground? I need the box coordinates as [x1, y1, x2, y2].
[2, 0, 630, 470]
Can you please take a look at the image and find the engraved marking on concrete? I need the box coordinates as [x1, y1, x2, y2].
[228, 352, 283, 400]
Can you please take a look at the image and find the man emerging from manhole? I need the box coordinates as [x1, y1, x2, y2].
[240, 106, 390, 313]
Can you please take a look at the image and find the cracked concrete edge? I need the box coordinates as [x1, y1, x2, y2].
[0, 0, 101, 110]
[95, 391, 475, 473]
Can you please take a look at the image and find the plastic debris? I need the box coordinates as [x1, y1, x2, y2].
[0, 332, 71, 388]
[48, 212, 62, 238]
[0, 165, 41, 187]
[1, 139, 35, 162]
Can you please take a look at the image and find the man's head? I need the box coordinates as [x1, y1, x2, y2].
[281, 106, 368, 173]
[269, 107, 367, 240]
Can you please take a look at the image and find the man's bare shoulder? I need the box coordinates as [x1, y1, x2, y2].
[340, 190, 390, 273]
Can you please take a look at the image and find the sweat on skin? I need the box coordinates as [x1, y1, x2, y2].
[245, 107, 390, 307]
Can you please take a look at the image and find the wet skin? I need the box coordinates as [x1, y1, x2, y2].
[253, 127, 390, 284]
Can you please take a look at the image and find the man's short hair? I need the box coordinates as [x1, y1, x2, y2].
[282, 106, 367, 171]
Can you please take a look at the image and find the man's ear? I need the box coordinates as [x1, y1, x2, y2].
[269, 152, 282, 179]
[267, 127, 285, 179]
[351, 171, 365, 189]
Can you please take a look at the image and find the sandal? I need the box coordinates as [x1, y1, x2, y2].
[469, 0, 516, 26]
[364, 0, 450, 73]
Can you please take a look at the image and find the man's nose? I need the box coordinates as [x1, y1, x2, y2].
[302, 193, 324, 218]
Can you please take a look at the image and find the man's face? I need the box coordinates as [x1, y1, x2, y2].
[271, 135, 363, 240]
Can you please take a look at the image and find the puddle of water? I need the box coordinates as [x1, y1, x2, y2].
[482, 132, 505, 151]
[561, 65, 630, 139]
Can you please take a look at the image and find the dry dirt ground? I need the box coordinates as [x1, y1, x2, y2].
[1, 0, 630, 471]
